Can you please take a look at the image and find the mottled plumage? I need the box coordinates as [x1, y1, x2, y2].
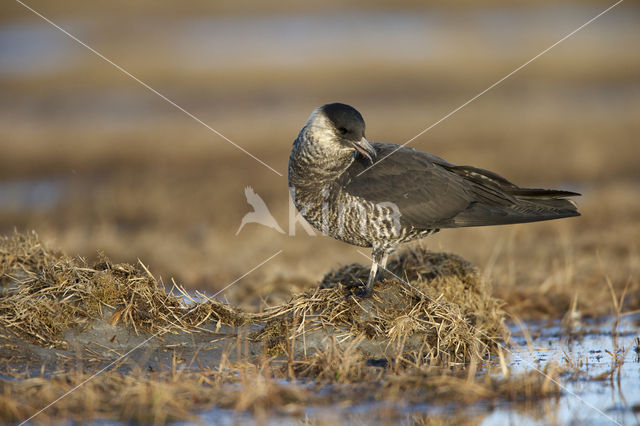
[289, 103, 580, 297]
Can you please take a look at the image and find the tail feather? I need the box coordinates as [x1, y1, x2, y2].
[452, 194, 580, 227]
[506, 187, 581, 198]
[437, 163, 581, 228]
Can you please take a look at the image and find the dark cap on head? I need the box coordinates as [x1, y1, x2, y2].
[320, 103, 366, 142]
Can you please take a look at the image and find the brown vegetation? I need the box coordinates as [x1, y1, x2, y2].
[0, 232, 563, 424]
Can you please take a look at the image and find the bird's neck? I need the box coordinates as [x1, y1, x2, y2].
[288, 129, 354, 188]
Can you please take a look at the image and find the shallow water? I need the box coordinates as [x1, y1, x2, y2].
[485, 317, 640, 425]
[2, 300, 638, 425]
[188, 315, 640, 425]
[0, 178, 66, 211]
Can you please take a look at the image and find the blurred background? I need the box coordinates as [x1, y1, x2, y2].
[1, 0, 638, 312]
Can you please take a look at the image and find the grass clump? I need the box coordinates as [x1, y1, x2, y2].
[260, 248, 507, 365]
[0, 232, 245, 348]
[0, 232, 566, 425]
[1, 232, 507, 365]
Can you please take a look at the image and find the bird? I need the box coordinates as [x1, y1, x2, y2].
[288, 103, 580, 297]
[236, 186, 285, 235]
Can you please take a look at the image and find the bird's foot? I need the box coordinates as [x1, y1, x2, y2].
[352, 283, 374, 299]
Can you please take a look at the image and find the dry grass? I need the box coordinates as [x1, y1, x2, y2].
[0, 365, 561, 425]
[0, 232, 505, 362]
[0, 232, 187, 347]
[0, 232, 255, 348]
[257, 249, 507, 364]
[0, 232, 565, 424]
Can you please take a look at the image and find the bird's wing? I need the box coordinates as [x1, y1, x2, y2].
[340, 143, 578, 229]
[340, 143, 482, 228]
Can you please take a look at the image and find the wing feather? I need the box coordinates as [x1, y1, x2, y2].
[340, 143, 579, 229]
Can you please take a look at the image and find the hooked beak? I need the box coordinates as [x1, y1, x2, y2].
[352, 137, 377, 164]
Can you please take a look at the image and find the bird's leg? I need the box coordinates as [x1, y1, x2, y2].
[377, 249, 391, 281]
[361, 245, 386, 298]
[362, 261, 378, 298]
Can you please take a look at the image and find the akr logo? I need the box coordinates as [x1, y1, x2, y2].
[235, 186, 285, 235]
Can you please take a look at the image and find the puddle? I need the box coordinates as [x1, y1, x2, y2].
[1, 285, 638, 426]
[484, 317, 640, 425]
[192, 315, 639, 424]
[0, 178, 66, 211]
[0, 21, 84, 76]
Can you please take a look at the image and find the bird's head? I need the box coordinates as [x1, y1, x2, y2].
[302, 103, 377, 164]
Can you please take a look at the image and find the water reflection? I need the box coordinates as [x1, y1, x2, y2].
[0, 178, 65, 211]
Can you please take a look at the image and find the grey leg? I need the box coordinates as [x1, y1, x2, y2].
[362, 261, 378, 297]
[362, 245, 386, 297]
[377, 250, 391, 280]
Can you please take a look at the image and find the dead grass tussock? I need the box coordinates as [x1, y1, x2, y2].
[1, 232, 507, 364]
[0, 232, 559, 424]
[0, 231, 246, 347]
[0, 231, 64, 289]
[260, 248, 507, 365]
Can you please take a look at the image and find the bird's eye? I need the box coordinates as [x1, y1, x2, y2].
[338, 127, 348, 135]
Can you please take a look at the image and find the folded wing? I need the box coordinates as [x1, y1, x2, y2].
[341, 143, 580, 229]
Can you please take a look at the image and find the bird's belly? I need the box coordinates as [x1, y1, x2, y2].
[291, 185, 431, 248]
